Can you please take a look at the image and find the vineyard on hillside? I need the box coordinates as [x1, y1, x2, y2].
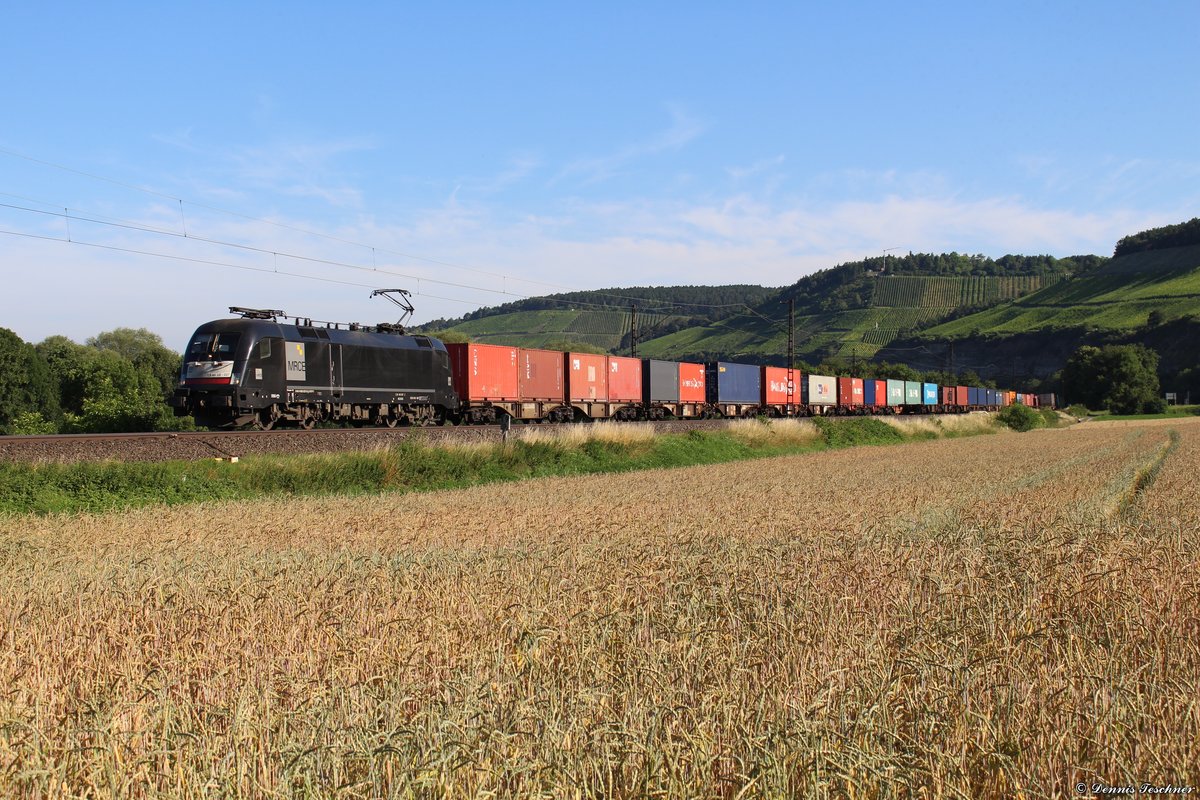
[872, 275, 1060, 309]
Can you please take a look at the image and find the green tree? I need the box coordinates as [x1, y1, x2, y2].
[87, 327, 182, 398]
[958, 369, 984, 387]
[1063, 344, 1160, 414]
[0, 328, 59, 434]
[872, 361, 921, 381]
[36, 333, 189, 433]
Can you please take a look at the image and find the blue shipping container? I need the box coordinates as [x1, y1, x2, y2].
[705, 362, 761, 404]
[968, 387, 981, 406]
[863, 379, 877, 406]
[922, 382, 938, 405]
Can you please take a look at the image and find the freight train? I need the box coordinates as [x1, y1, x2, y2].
[170, 308, 1043, 429]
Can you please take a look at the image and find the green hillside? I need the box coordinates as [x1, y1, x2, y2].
[422, 239, 1200, 370]
[636, 258, 1079, 363]
[445, 308, 679, 351]
[418, 284, 775, 353]
[416, 218, 1200, 392]
[922, 244, 1200, 338]
[423, 256, 1086, 364]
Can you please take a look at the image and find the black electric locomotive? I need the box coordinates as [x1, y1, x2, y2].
[170, 307, 459, 429]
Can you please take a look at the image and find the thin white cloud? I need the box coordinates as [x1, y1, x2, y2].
[2, 160, 1190, 350]
[471, 155, 541, 196]
[151, 134, 378, 210]
[551, 106, 706, 186]
[725, 155, 785, 181]
[1012, 153, 1200, 207]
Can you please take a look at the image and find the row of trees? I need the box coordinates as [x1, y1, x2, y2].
[1113, 217, 1200, 257]
[0, 327, 192, 435]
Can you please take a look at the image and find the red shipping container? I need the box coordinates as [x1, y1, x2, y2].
[869, 379, 887, 407]
[955, 386, 969, 406]
[762, 367, 799, 405]
[837, 377, 864, 406]
[445, 343, 519, 401]
[678, 362, 706, 403]
[566, 352, 608, 401]
[941, 386, 955, 405]
[606, 356, 642, 402]
[517, 348, 564, 401]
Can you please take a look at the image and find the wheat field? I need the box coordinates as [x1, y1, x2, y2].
[2, 420, 1197, 797]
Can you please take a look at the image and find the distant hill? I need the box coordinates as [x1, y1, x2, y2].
[417, 285, 778, 353]
[639, 254, 1093, 364]
[920, 244, 1200, 338]
[416, 219, 1200, 395]
[874, 238, 1200, 388]
[419, 254, 1093, 365]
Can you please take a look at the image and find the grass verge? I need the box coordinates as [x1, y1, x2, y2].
[1, 415, 1004, 516]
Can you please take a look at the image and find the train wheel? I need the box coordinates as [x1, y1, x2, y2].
[298, 415, 316, 430]
[252, 409, 277, 431]
[384, 416, 400, 428]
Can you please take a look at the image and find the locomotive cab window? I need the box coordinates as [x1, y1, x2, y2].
[188, 333, 241, 360]
[258, 338, 272, 359]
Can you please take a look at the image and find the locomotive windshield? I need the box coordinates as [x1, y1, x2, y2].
[188, 333, 242, 360]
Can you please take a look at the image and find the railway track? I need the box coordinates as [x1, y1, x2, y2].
[0, 419, 733, 464]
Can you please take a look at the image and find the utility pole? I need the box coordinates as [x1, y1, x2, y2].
[786, 298, 796, 412]
[630, 304, 638, 358]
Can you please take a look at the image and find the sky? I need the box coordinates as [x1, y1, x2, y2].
[2, 2, 1198, 350]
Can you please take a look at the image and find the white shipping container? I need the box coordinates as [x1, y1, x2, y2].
[803, 374, 836, 406]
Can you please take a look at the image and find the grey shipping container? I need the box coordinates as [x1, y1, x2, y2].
[643, 359, 679, 404]
[706, 362, 761, 404]
[904, 381, 922, 405]
[886, 379, 905, 406]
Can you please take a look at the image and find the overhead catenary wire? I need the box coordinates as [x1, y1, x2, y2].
[0, 196, 776, 322]
[1, 222, 781, 336]
[0, 227, 487, 306]
[3, 149, 1025, 379]
[0, 145, 772, 313]
[4, 223, 1001, 376]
